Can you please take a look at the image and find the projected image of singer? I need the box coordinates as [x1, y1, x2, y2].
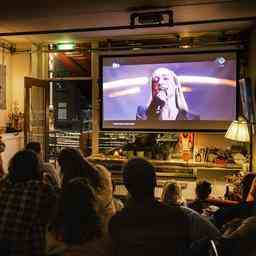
[136, 68, 200, 120]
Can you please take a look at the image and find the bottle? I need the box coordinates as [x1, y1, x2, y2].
[224, 185, 230, 200]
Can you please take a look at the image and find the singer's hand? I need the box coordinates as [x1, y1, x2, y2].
[156, 90, 167, 104]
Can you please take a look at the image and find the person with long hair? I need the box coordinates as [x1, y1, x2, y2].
[136, 67, 200, 120]
[0, 150, 56, 256]
[57, 148, 115, 225]
[57, 147, 101, 189]
[47, 148, 116, 254]
[49, 178, 113, 256]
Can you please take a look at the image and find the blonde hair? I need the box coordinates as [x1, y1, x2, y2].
[174, 73, 189, 112]
[161, 181, 182, 205]
[151, 67, 189, 112]
[94, 164, 116, 233]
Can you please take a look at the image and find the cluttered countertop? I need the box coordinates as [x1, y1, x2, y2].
[88, 155, 243, 197]
[88, 155, 242, 169]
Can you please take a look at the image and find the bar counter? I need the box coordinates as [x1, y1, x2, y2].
[88, 156, 242, 199]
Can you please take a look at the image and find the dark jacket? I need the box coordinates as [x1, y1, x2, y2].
[188, 199, 210, 215]
[109, 199, 190, 256]
[213, 202, 256, 229]
[136, 105, 200, 120]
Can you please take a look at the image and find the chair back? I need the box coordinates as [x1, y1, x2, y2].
[209, 240, 219, 256]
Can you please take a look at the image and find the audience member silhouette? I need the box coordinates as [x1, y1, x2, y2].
[57, 148, 101, 189]
[57, 148, 116, 216]
[49, 177, 113, 256]
[161, 181, 183, 206]
[0, 150, 56, 256]
[188, 180, 212, 214]
[26, 141, 61, 189]
[109, 157, 219, 256]
[213, 173, 256, 229]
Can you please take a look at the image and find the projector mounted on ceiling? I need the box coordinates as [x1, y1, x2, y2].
[130, 10, 173, 28]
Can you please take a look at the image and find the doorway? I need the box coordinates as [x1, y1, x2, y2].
[48, 79, 92, 162]
[24, 77, 49, 160]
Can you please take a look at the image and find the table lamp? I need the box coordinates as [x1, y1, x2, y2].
[225, 116, 250, 142]
[225, 116, 251, 170]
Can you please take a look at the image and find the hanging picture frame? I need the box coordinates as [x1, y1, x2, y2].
[0, 64, 6, 110]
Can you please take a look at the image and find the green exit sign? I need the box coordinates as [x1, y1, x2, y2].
[56, 43, 75, 51]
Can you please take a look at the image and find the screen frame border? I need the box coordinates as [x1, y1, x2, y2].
[99, 50, 240, 132]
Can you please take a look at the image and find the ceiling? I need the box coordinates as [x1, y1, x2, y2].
[0, 0, 255, 45]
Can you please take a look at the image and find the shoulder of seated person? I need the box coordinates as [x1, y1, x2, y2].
[40, 180, 58, 192]
[43, 162, 54, 168]
[22, 180, 49, 190]
[42, 162, 55, 171]
[108, 211, 126, 231]
[111, 205, 131, 219]
[179, 206, 203, 216]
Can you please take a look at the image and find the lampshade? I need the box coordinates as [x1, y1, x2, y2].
[225, 117, 250, 142]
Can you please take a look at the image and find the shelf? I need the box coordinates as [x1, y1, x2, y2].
[50, 144, 79, 148]
[49, 135, 79, 138]
[89, 157, 242, 170]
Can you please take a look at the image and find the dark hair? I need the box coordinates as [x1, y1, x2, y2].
[240, 173, 256, 201]
[123, 157, 156, 200]
[25, 142, 41, 154]
[57, 178, 102, 245]
[57, 148, 100, 189]
[196, 180, 212, 200]
[8, 150, 41, 182]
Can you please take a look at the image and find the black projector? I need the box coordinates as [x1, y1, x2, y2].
[138, 12, 164, 25]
